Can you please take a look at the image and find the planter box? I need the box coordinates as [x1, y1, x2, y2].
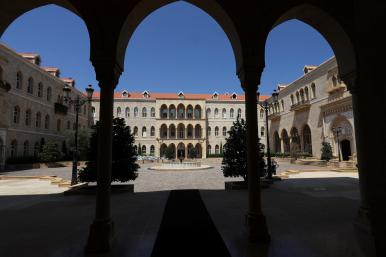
[225, 181, 248, 190]
[64, 183, 134, 195]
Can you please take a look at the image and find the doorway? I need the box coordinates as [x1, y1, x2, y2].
[341, 139, 351, 161]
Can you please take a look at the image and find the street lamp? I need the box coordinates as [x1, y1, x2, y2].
[258, 90, 279, 181]
[332, 126, 342, 162]
[63, 84, 94, 185]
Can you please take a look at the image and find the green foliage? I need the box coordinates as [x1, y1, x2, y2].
[164, 146, 175, 160]
[62, 128, 91, 160]
[221, 117, 265, 182]
[321, 141, 333, 161]
[78, 118, 139, 183]
[188, 147, 198, 159]
[39, 141, 62, 162]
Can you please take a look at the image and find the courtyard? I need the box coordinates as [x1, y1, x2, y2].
[0, 159, 363, 257]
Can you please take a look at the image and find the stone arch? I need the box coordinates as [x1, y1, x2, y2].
[302, 124, 312, 155]
[187, 143, 194, 158]
[195, 124, 202, 138]
[169, 104, 176, 119]
[116, 0, 242, 74]
[186, 105, 194, 119]
[330, 115, 354, 160]
[187, 124, 194, 138]
[177, 123, 185, 139]
[160, 104, 168, 118]
[273, 131, 281, 153]
[195, 143, 202, 158]
[169, 124, 176, 139]
[160, 143, 167, 157]
[194, 105, 201, 119]
[290, 127, 301, 153]
[270, 4, 356, 80]
[177, 142, 185, 159]
[177, 104, 185, 119]
[160, 124, 168, 139]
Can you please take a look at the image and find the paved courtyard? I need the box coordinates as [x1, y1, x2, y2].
[0, 160, 364, 257]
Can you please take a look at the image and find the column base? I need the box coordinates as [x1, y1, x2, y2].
[245, 212, 271, 243]
[85, 218, 114, 253]
[353, 206, 376, 257]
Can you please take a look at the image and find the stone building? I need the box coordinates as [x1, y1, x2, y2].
[266, 57, 356, 161]
[92, 90, 269, 159]
[0, 44, 92, 169]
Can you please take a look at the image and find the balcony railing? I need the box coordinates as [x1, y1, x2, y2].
[327, 84, 346, 94]
[290, 100, 311, 112]
[268, 112, 281, 120]
[54, 102, 68, 115]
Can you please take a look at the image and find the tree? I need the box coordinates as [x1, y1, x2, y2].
[221, 117, 265, 182]
[39, 140, 62, 162]
[189, 147, 198, 159]
[321, 141, 333, 161]
[62, 128, 91, 160]
[164, 146, 175, 160]
[78, 118, 139, 183]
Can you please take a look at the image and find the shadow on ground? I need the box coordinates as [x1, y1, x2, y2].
[0, 177, 364, 257]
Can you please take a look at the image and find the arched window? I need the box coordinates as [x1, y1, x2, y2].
[23, 140, 29, 157]
[195, 125, 202, 138]
[237, 108, 242, 118]
[142, 107, 147, 117]
[187, 125, 193, 138]
[13, 106, 20, 124]
[150, 126, 155, 137]
[207, 127, 211, 137]
[303, 125, 312, 155]
[260, 109, 264, 119]
[57, 119, 61, 132]
[261, 126, 265, 137]
[161, 105, 168, 118]
[207, 145, 212, 154]
[11, 140, 18, 158]
[230, 108, 234, 118]
[25, 109, 31, 126]
[116, 107, 121, 117]
[206, 108, 211, 118]
[304, 87, 309, 101]
[194, 106, 201, 119]
[222, 126, 227, 136]
[38, 83, 43, 97]
[296, 91, 300, 104]
[46, 87, 52, 101]
[142, 145, 146, 154]
[178, 124, 185, 138]
[35, 112, 41, 128]
[27, 77, 34, 94]
[214, 108, 219, 118]
[150, 145, 155, 156]
[133, 126, 138, 137]
[290, 94, 294, 105]
[187, 105, 193, 119]
[125, 107, 130, 118]
[311, 83, 316, 98]
[134, 107, 138, 117]
[142, 126, 147, 137]
[215, 126, 219, 136]
[215, 145, 220, 154]
[151, 107, 155, 117]
[44, 115, 50, 129]
[16, 72, 23, 89]
[222, 108, 227, 118]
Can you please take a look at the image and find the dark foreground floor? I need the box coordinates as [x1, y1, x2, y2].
[0, 177, 364, 257]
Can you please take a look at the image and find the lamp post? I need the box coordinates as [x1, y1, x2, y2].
[63, 84, 94, 185]
[258, 90, 279, 180]
[332, 126, 342, 162]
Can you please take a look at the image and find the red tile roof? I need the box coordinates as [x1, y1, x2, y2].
[92, 91, 270, 101]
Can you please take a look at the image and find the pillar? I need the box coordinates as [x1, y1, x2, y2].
[86, 61, 121, 252]
[239, 67, 270, 243]
[344, 72, 385, 256]
[280, 138, 284, 153]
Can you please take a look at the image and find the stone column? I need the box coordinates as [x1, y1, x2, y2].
[280, 138, 284, 153]
[86, 61, 121, 252]
[239, 68, 270, 243]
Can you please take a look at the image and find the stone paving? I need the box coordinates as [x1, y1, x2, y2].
[0, 160, 365, 257]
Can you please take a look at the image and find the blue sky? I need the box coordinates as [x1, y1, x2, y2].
[0, 3, 333, 95]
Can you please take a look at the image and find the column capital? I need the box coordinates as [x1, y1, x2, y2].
[92, 60, 123, 89]
[237, 64, 265, 91]
[340, 70, 357, 94]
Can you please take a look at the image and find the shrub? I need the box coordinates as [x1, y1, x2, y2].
[321, 142, 333, 161]
[39, 141, 62, 162]
[221, 117, 265, 182]
[78, 118, 139, 183]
